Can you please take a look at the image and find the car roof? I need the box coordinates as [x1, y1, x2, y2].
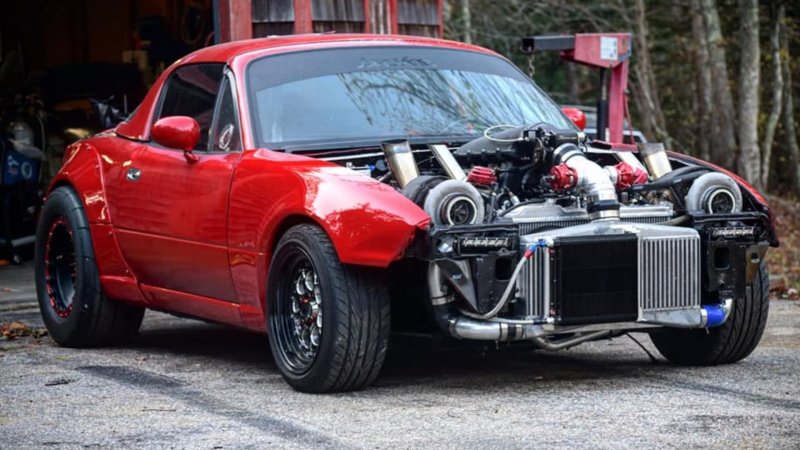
[180, 33, 499, 65]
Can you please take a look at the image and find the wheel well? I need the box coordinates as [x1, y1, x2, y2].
[48, 181, 75, 195]
[269, 215, 323, 255]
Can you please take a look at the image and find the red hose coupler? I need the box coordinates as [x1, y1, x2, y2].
[467, 166, 497, 186]
[608, 162, 649, 190]
[548, 164, 578, 191]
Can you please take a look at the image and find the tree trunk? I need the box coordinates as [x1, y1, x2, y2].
[761, 3, 784, 191]
[700, 0, 738, 170]
[629, 0, 672, 148]
[461, 0, 471, 44]
[780, 11, 800, 194]
[736, 0, 761, 188]
[691, 0, 712, 161]
[565, 63, 578, 104]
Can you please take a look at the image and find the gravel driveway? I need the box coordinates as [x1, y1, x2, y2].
[1, 263, 799, 449]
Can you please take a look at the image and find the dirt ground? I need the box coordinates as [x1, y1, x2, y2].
[767, 195, 800, 299]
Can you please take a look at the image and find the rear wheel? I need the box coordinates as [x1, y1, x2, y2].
[35, 186, 144, 347]
[267, 224, 390, 393]
[650, 261, 769, 365]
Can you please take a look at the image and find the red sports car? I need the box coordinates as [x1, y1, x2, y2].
[36, 34, 777, 392]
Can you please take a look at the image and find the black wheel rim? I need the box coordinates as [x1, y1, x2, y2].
[272, 248, 323, 375]
[44, 217, 76, 318]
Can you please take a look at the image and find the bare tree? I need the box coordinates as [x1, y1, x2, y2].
[700, 0, 738, 170]
[444, 0, 800, 197]
[615, 0, 672, 147]
[762, 2, 784, 191]
[780, 9, 800, 193]
[462, 0, 472, 44]
[691, 0, 712, 161]
[736, 0, 761, 188]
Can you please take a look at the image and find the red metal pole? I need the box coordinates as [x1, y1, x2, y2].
[217, 0, 231, 42]
[437, 0, 443, 38]
[216, 0, 252, 42]
[388, 0, 398, 34]
[607, 60, 628, 144]
[293, 0, 313, 33]
[229, 0, 252, 41]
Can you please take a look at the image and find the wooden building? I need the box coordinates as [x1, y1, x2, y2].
[217, 0, 443, 42]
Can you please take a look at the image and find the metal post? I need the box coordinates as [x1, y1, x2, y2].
[388, 0, 398, 34]
[607, 60, 629, 144]
[597, 68, 609, 142]
[215, 0, 252, 42]
[293, 0, 313, 33]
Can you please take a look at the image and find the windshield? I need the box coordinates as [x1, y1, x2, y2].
[247, 46, 575, 150]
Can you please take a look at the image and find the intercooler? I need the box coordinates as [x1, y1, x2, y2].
[639, 235, 701, 311]
[518, 222, 701, 325]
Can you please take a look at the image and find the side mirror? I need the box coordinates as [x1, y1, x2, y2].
[152, 116, 201, 163]
[561, 106, 587, 131]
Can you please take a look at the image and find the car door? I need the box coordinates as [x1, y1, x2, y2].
[112, 64, 243, 302]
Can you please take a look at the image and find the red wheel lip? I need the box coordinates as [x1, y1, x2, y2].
[44, 217, 75, 319]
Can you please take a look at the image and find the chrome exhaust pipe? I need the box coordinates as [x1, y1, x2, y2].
[448, 316, 533, 341]
[382, 139, 419, 188]
[428, 144, 466, 180]
[638, 142, 673, 179]
[437, 309, 613, 347]
[429, 262, 537, 341]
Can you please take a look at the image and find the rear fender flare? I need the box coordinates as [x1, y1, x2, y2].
[49, 142, 109, 223]
[46, 142, 145, 304]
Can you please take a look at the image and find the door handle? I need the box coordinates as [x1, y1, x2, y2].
[126, 167, 141, 181]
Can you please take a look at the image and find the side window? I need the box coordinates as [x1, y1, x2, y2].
[157, 64, 224, 150]
[210, 77, 241, 152]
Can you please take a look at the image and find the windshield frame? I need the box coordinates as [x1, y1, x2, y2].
[244, 45, 576, 152]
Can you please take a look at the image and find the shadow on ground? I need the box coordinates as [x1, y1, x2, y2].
[122, 316, 667, 392]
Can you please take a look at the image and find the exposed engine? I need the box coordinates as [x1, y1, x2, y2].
[321, 124, 772, 348]
[348, 124, 745, 230]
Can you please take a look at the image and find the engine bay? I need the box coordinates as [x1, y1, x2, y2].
[313, 125, 775, 343]
[319, 125, 750, 232]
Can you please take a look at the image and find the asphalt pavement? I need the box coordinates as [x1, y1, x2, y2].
[1, 262, 799, 449]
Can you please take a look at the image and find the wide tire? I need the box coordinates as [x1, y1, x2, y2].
[267, 224, 391, 393]
[35, 186, 144, 347]
[650, 261, 769, 365]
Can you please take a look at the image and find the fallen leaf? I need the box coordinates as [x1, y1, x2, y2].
[0, 321, 48, 340]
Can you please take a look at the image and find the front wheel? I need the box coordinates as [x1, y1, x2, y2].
[650, 261, 770, 365]
[267, 224, 391, 393]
